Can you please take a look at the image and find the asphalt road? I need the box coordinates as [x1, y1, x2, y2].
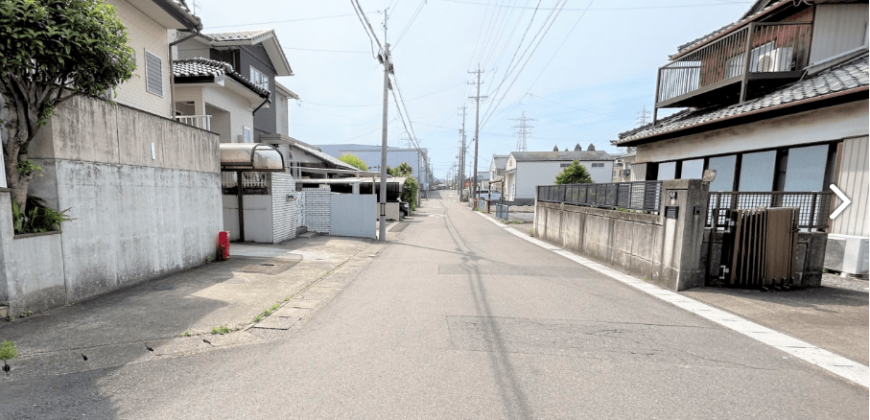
[1, 191, 866, 419]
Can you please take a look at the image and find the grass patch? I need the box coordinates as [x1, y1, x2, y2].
[210, 326, 230, 335]
[181, 331, 190, 337]
[253, 314, 264, 323]
[269, 303, 281, 312]
[284, 297, 290, 302]
[0, 340, 18, 361]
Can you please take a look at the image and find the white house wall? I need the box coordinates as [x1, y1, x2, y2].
[809, 4, 869, 64]
[108, 0, 173, 117]
[635, 101, 869, 164]
[514, 161, 614, 200]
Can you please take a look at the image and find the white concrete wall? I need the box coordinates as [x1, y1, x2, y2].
[18, 96, 222, 308]
[107, 0, 172, 117]
[635, 101, 869, 164]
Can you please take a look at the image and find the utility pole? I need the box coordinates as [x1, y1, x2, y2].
[377, 11, 392, 243]
[457, 106, 466, 202]
[509, 112, 536, 152]
[468, 66, 486, 209]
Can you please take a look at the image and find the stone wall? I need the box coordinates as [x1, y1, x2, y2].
[534, 179, 709, 291]
[1, 96, 222, 314]
[303, 188, 331, 234]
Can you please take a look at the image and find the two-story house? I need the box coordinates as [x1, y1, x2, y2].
[488, 154, 508, 193]
[173, 29, 294, 142]
[613, 0, 869, 276]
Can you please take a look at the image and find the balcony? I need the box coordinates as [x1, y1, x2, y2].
[174, 114, 212, 131]
[655, 22, 812, 109]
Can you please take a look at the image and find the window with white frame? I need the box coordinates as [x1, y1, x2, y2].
[243, 126, 252, 143]
[144, 50, 162, 96]
[250, 66, 268, 91]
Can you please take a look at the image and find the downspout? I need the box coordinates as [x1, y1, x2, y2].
[168, 26, 203, 118]
[253, 97, 271, 116]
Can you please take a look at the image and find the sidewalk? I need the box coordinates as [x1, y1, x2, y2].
[0, 235, 380, 380]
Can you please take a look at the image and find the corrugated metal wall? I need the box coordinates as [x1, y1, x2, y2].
[831, 136, 869, 237]
[809, 4, 869, 64]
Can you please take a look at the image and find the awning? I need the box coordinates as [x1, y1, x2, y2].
[220, 143, 285, 172]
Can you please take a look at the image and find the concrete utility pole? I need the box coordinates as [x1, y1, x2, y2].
[469, 66, 486, 209]
[457, 106, 466, 202]
[378, 12, 391, 243]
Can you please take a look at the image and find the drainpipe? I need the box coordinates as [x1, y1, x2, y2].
[168, 26, 203, 118]
[253, 97, 271, 115]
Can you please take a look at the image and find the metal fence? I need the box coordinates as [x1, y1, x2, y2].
[707, 191, 833, 232]
[537, 181, 663, 213]
[495, 203, 510, 221]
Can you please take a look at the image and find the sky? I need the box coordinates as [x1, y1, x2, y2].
[193, 0, 755, 181]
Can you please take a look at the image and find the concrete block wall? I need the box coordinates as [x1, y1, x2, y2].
[534, 179, 709, 291]
[1, 96, 222, 313]
[272, 173, 301, 243]
[303, 188, 331, 234]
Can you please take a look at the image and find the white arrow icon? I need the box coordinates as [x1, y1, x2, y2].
[829, 184, 851, 220]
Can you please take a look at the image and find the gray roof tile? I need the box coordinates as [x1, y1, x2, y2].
[616, 52, 869, 144]
[173, 58, 270, 98]
[511, 150, 614, 162]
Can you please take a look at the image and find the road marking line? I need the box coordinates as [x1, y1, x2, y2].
[473, 211, 869, 389]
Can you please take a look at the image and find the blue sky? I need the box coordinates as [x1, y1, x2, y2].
[195, 0, 755, 180]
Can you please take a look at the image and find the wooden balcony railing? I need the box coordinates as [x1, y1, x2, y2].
[656, 22, 813, 108]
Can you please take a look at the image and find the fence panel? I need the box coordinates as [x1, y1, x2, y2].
[538, 181, 662, 213]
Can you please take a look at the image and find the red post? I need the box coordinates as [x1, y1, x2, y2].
[217, 231, 230, 261]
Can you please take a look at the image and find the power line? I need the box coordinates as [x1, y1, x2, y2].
[440, 0, 753, 11]
[283, 47, 370, 54]
[509, 112, 536, 151]
[393, 0, 427, 49]
[522, 0, 594, 94]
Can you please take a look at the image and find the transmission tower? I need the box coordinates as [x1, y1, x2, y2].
[509, 112, 536, 152]
[636, 106, 651, 127]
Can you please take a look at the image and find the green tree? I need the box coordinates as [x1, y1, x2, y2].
[0, 0, 136, 213]
[389, 162, 413, 177]
[338, 153, 368, 171]
[555, 161, 593, 185]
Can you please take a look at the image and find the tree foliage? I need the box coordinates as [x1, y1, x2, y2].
[0, 0, 135, 213]
[555, 161, 593, 185]
[388, 162, 413, 177]
[387, 162, 417, 211]
[338, 153, 368, 171]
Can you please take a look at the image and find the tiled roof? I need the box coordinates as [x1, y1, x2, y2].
[511, 150, 614, 162]
[203, 30, 274, 43]
[616, 52, 869, 144]
[173, 58, 270, 98]
[674, 0, 786, 58]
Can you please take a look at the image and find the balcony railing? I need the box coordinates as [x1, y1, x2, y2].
[656, 22, 812, 108]
[174, 114, 212, 131]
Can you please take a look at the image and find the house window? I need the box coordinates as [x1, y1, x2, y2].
[250, 66, 269, 91]
[784, 144, 828, 191]
[560, 163, 570, 168]
[243, 126, 252, 143]
[708, 155, 737, 191]
[681, 158, 704, 180]
[738, 150, 776, 191]
[657, 161, 677, 180]
[144, 50, 162, 96]
[591, 163, 604, 168]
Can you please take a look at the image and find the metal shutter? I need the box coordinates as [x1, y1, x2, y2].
[145, 51, 162, 96]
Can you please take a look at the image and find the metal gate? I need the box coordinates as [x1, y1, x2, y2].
[330, 194, 376, 239]
[711, 207, 800, 289]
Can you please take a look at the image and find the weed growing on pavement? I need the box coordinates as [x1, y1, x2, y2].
[181, 331, 190, 337]
[269, 303, 280, 312]
[210, 326, 230, 335]
[284, 297, 290, 302]
[1, 340, 18, 370]
[21, 311, 32, 317]
[253, 314, 264, 323]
